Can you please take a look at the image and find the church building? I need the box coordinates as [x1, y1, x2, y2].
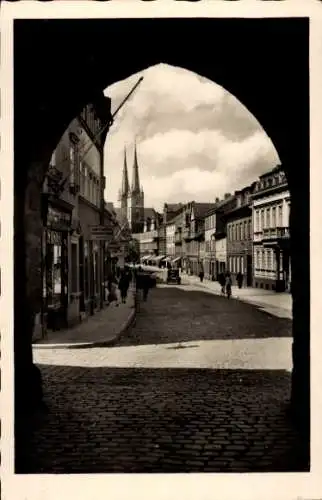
[118, 143, 145, 234]
[118, 143, 162, 259]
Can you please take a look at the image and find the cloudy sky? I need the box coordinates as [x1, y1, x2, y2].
[104, 63, 279, 212]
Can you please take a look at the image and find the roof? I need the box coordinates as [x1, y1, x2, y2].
[164, 203, 183, 212]
[144, 207, 156, 219]
[259, 164, 283, 180]
[193, 202, 218, 219]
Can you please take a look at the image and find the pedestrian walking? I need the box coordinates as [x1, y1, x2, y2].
[236, 271, 243, 289]
[219, 273, 226, 294]
[199, 270, 204, 283]
[107, 274, 119, 307]
[142, 273, 151, 302]
[118, 269, 131, 304]
[225, 272, 232, 299]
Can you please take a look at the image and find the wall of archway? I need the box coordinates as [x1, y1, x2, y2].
[14, 18, 309, 452]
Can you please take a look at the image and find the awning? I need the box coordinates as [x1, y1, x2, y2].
[171, 257, 181, 264]
[141, 255, 152, 262]
[151, 255, 166, 263]
[164, 256, 173, 262]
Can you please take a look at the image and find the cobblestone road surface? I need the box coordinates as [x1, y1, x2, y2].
[17, 285, 308, 473]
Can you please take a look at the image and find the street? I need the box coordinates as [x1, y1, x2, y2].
[18, 285, 306, 473]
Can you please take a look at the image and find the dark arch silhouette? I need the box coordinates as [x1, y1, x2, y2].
[13, 18, 309, 461]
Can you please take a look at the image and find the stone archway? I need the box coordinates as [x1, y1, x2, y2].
[14, 18, 309, 450]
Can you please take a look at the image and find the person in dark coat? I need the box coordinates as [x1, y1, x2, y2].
[236, 271, 243, 289]
[225, 272, 232, 298]
[118, 269, 131, 304]
[219, 273, 225, 294]
[199, 270, 205, 282]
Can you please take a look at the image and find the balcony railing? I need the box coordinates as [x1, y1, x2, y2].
[262, 227, 290, 240]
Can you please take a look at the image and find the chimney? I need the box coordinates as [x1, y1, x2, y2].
[215, 197, 220, 203]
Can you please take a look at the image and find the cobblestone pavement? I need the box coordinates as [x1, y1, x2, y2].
[17, 286, 308, 473]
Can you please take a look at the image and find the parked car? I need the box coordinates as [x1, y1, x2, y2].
[166, 269, 181, 285]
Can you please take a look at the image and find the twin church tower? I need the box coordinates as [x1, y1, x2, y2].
[118, 143, 145, 234]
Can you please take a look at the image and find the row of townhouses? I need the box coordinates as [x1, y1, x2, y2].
[133, 164, 291, 293]
[33, 96, 132, 341]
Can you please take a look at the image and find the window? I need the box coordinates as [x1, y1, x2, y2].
[70, 144, 76, 185]
[287, 202, 291, 225]
[84, 241, 89, 299]
[255, 210, 260, 232]
[256, 250, 260, 269]
[272, 206, 276, 228]
[278, 205, 283, 226]
[266, 207, 270, 228]
[71, 243, 78, 293]
[93, 244, 99, 294]
[240, 222, 244, 240]
[260, 209, 265, 231]
[248, 220, 252, 239]
[244, 221, 248, 239]
[267, 250, 272, 271]
[96, 179, 100, 206]
[84, 165, 89, 198]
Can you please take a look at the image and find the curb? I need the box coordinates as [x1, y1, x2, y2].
[33, 301, 137, 350]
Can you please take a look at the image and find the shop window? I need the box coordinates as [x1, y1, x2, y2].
[84, 241, 89, 299]
[71, 243, 78, 293]
[93, 245, 99, 294]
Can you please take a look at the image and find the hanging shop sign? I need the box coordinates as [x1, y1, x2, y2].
[46, 205, 72, 231]
[91, 225, 114, 241]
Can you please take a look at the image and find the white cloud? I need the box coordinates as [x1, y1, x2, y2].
[105, 63, 226, 137]
[103, 64, 279, 211]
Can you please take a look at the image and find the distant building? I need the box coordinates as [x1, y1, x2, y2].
[203, 194, 234, 279]
[182, 202, 217, 276]
[134, 208, 162, 262]
[224, 185, 254, 286]
[251, 165, 291, 292]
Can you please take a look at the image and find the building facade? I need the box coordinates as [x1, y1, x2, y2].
[252, 165, 291, 292]
[118, 144, 145, 234]
[39, 97, 111, 337]
[183, 202, 216, 276]
[225, 185, 254, 286]
[134, 208, 162, 261]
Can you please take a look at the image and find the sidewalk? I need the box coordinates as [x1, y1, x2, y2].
[33, 286, 137, 349]
[181, 274, 292, 320]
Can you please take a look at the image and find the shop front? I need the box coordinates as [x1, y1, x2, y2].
[42, 199, 73, 332]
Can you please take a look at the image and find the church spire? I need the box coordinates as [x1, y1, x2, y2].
[121, 146, 129, 197]
[131, 141, 140, 194]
